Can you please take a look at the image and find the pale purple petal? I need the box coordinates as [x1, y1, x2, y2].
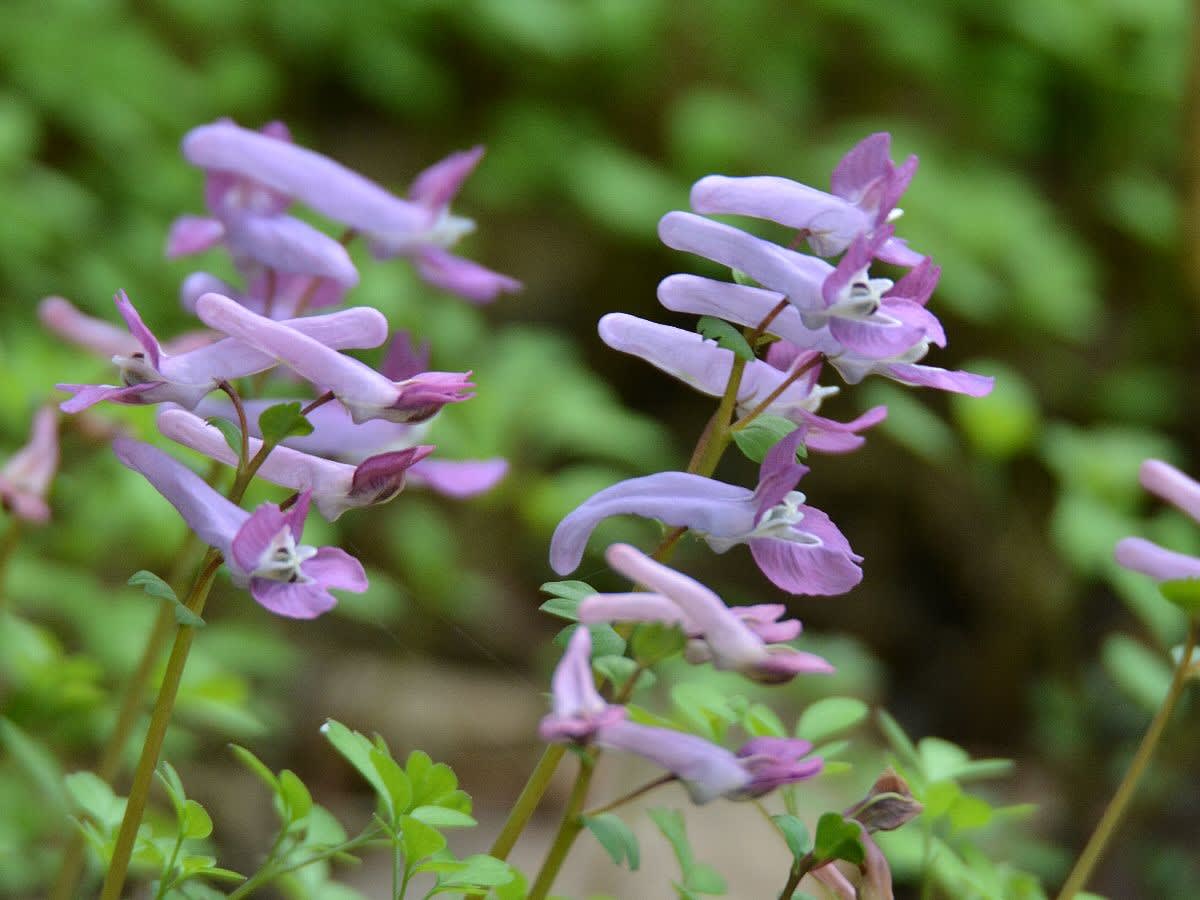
[57, 382, 160, 413]
[820, 230, 885, 308]
[1114, 537, 1200, 581]
[1140, 459, 1200, 523]
[346, 446, 435, 510]
[225, 214, 359, 285]
[880, 363, 994, 396]
[406, 458, 508, 498]
[830, 133, 892, 202]
[231, 503, 289, 575]
[250, 579, 338, 619]
[180, 272, 238, 314]
[184, 121, 431, 235]
[412, 247, 522, 303]
[795, 406, 887, 455]
[735, 605, 802, 643]
[539, 626, 626, 742]
[883, 298, 945, 347]
[754, 647, 836, 680]
[658, 212, 830, 312]
[380, 331, 432, 381]
[39, 296, 138, 357]
[887, 258, 940, 306]
[166, 215, 226, 258]
[877, 235, 925, 267]
[115, 291, 162, 368]
[750, 533, 863, 596]
[408, 146, 484, 210]
[549, 472, 756, 575]
[0, 406, 59, 524]
[733, 736, 823, 797]
[827, 317, 927, 359]
[577, 592, 691, 630]
[599, 313, 734, 397]
[301, 546, 368, 592]
[755, 429, 808, 519]
[595, 720, 751, 804]
[112, 438, 246, 554]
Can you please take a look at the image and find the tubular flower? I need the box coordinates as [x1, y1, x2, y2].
[39, 295, 215, 357]
[657, 274, 992, 397]
[1115, 459, 1200, 581]
[113, 438, 366, 618]
[538, 626, 627, 743]
[168, 120, 358, 288]
[180, 271, 347, 321]
[550, 430, 862, 596]
[181, 120, 520, 302]
[55, 292, 389, 414]
[195, 292, 473, 424]
[0, 407, 60, 524]
[690, 132, 921, 265]
[579, 543, 834, 682]
[157, 409, 434, 521]
[598, 312, 885, 453]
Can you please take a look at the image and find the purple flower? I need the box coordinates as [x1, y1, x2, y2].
[193, 396, 508, 499]
[550, 430, 862, 596]
[39, 295, 215, 357]
[181, 121, 521, 303]
[598, 312, 885, 453]
[195, 292, 473, 424]
[657, 274, 992, 397]
[1115, 459, 1200, 581]
[579, 543, 834, 682]
[113, 437, 366, 618]
[169, 121, 359, 288]
[0, 407, 60, 524]
[180, 271, 347, 321]
[594, 722, 822, 804]
[691, 132, 922, 265]
[157, 408, 434, 521]
[538, 626, 627, 743]
[55, 292, 389, 413]
[659, 213, 934, 360]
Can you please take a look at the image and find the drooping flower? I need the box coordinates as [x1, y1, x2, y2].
[579, 543, 833, 682]
[550, 430, 862, 595]
[537, 626, 627, 743]
[658, 213, 933, 359]
[181, 120, 521, 303]
[192, 396, 508, 499]
[113, 437, 366, 618]
[55, 292, 389, 413]
[156, 408, 434, 521]
[1115, 459, 1200, 581]
[656, 274, 992, 397]
[690, 132, 922, 265]
[0, 407, 60, 524]
[195, 292, 473, 424]
[168, 121, 359, 289]
[598, 312, 885, 453]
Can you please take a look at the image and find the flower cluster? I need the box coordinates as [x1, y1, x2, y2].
[534, 135, 991, 832]
[44, 119, 518, 617]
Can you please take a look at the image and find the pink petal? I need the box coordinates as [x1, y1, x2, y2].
[408, 146, 485, 210]
[250, 579, 338, 619]
[412, 247, 522, 303]
[166, 216, 226, 258]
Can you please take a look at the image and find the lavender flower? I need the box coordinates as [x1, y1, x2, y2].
[40, 295, 215, 357]
[55, 292, 389, 413]
[168, 121, 358, 288]
[180, 271, 346, 321]
[537, 626, 627, 743]
[691, 132, 922, 264]
[195, 292, 473, 424]
[0, 407, 60, 524]
[1115, 459, 1200, 581]
[113, 437, 366, 618]
[550, 430, 862, 596]
[598, 313, 885, 453]
[181, 121, 521, 302]
[579, 543, 834, 682]
[657, 274, 992, 396]
[156, 408, 434, 521]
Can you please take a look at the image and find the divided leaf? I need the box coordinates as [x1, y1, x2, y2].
[583, 813, 640, 870]
[697, 316, 754, 361]
[259, 401, 314, 445]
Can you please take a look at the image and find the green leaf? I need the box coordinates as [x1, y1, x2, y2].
[539, 577, 598, 621]
[732, 415, 803, 464]
[229, 743, 280, 793]
[812, 812, 865, 866]
[430, 854, 514, 890]
[742, 703, 787, 738]
[876, 709, 921, 771]
[128, 570, 205, 628]
[697, 316, 754, 361]
[208, 416, 243, 457]
[156, 760, 187, 818]
[583, 812, 640, 870]
[258, 401, 314, 445]
[321, 720, 392, 808]
[796, 698, 869, 744]
[553, 622, 626, 658]
[183, 799, 214, 839]
[1160, 578, 1200, 614]
[65, 771, 123, 827]
[369, 746, 413, 821]
[631, 622, 686, 665]
[279, 769, 313, 823]
[410, 805, 477, 828]
[1102, 633, 1172, 712]
[1, 718, 67, 812]
[399, 814, 446, 862]
[771, 814, 811, 860]
[649, 807, 727, 895]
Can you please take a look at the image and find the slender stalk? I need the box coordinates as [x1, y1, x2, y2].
[1055, 621, 1199, 900]
[582, 773, 675, 818]
[777, 861, 803, 900]
[301, 390, 335, 417]
[99, 550, 223, 900]
[527, 753, 596, 900]
[219, 380, 251, 469]
[226, 826, 385, 899]
[488, 744, 567, 861]
[729, 353, 824, 432]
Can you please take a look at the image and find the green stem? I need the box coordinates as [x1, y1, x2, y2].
[99, 550, 223, 900]
[582, 773, 675, 818]
[488, 743, 567, 861]
[1055, 621, 1199, 900]
[226, 826, 384, 899]
[527, 753, 596, 900]
[777, 861, 803, 900]
[729, 353, 824, 432]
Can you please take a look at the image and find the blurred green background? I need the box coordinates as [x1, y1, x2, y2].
[1, 0, 1199, 897]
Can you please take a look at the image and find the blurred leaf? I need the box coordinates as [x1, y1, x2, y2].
[771, 813, 812, 860]
[796, 698, 869, 744]
[583, 812, 640, 870]
[1102, 633, 1172, 712]
[812, 812, 864, 865]
[949, 359, 1040, 459]
[128, 570, 205, 628]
